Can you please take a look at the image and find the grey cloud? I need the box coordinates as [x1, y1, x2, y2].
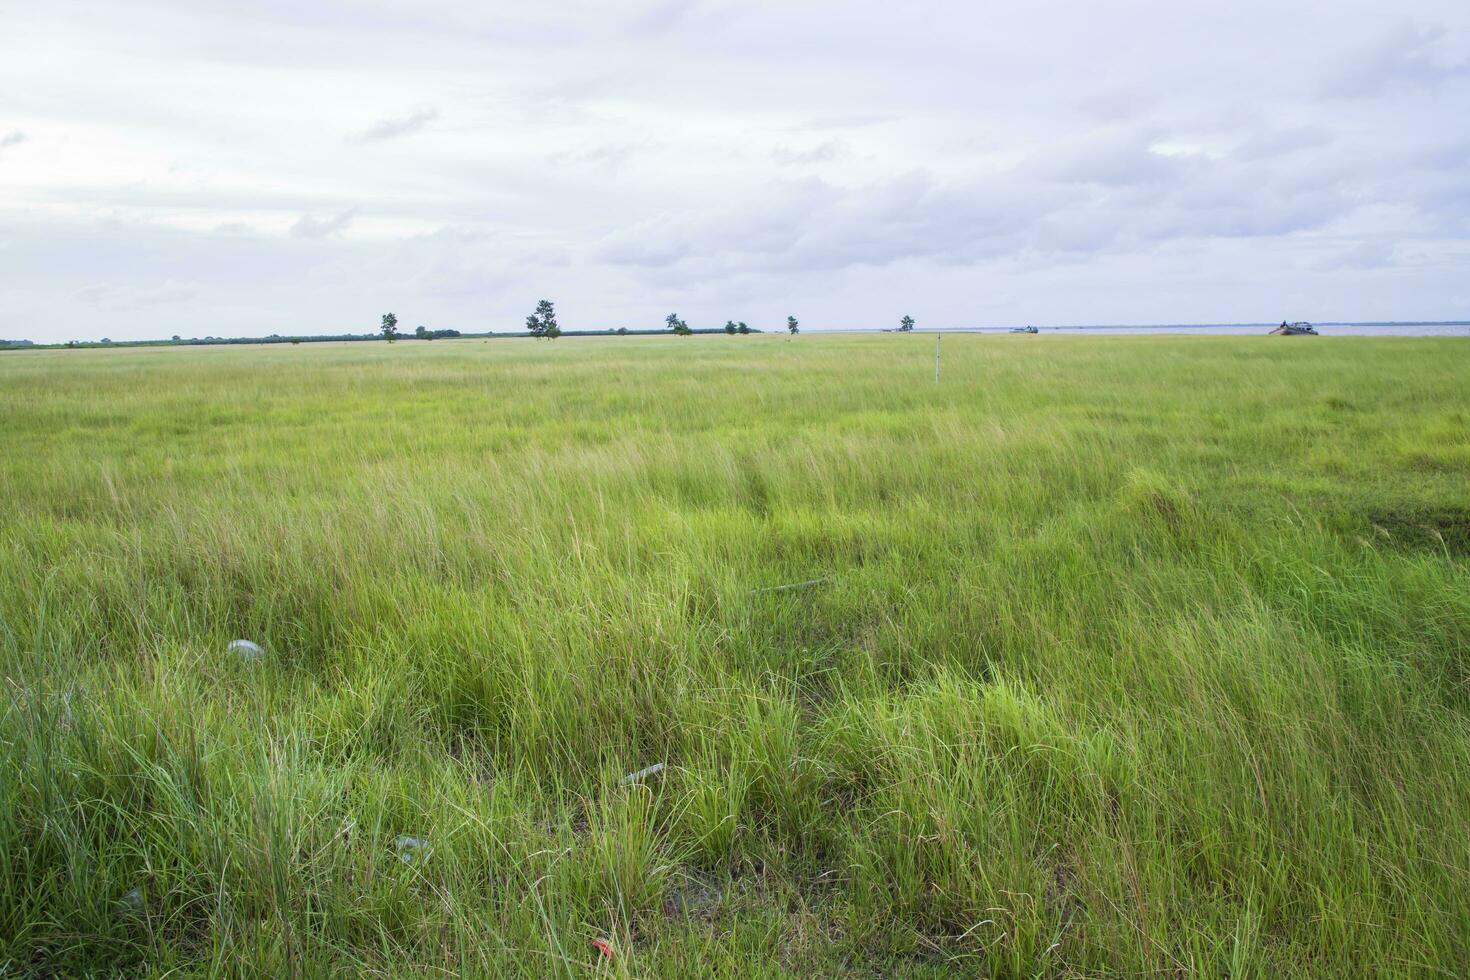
[594, 177, 840, 269]
[0, 129, 27, 154]
[1318, 240, 1399, 271]
[1032, 133, 1188, 189]
[74, 280, 199, 310]
[596, 173, 1041, 280]
[1071, 90, 1156, 122]
[791, 114, 894, 131]
[549, 141, 655, 174]
[351, 108, 439, 142]
[772, 140, 845, 165]
[72, 283, 110, 304]
[291, 209, 357, 239]
[1324, 23, 1470, 98]
[626, 0, 702, 36]
[1233, 126, 1334, 161]
[596, 133, 1377, 286]
[134, 282, 199, 306]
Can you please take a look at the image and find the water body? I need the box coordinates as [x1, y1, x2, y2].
[907, 322, 1470, 337]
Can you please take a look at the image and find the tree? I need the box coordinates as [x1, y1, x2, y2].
[415, 325, 428, 339]
[171, 335, 181, 343]
[724, 320, 737, 335]
[737, 321, 750, 334]
[787, 316, 799, 335]
[380, 313, 399, 342]
[526, 300, 560, 339]
[900, 315, 915, 332]
[666, 313, 691, 336]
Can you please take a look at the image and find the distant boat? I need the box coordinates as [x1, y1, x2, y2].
[1010, 325, 1039, 334]
[1270, 321, 1318, 336]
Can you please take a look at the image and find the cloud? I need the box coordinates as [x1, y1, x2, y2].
[350, 108, 439, 142]
[1317, 239, 1399, 271]
[73, 280, 199, 310]
[0, 129, 27, 155]
[626, 0, 701, 36]
[1032, 135, 1188, 189]
[595, 173, 1033, 280]
[1071, 90, 1156, 123]
[793, 114, 894, 132]
[1323, 23, 1470, 98]
[772, 140, 846, 165]
[549, 141, 654, 174]
[593, 129, 1380, 287]
[290, 209, 357, 239]
[1232, 126, 1334, 161]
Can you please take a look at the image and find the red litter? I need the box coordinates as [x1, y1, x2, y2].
[591, 937, 615, 961]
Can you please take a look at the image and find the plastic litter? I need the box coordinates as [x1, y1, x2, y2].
[748, 576, 832, 595]
[591, 937, 614, 961]
[228, 639, 265, 663]
[395, 835, 430, 864]
[622, 762, 665, 785]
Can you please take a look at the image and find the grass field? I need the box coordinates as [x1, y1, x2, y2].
[2, 334, 1469, 977]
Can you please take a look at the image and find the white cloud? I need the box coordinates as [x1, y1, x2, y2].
[772, 140, 847, 165]
[290, 209, 357, 239]
[350, 108, 439, 143]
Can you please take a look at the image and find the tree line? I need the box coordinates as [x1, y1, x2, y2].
[508, 303, 917, 339]
[376, 302, 808, 341]
[456, 301, 907, 340]
[2, 308, 923, 351]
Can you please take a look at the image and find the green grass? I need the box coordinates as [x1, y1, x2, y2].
[2, 334, 1468, 976]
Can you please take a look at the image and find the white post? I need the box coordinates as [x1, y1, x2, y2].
[935, 335, 941, 384]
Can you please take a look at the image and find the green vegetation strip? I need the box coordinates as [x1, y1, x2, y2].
[1, 334, 1468, 975]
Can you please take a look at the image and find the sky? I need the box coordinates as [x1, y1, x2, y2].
[2, 0, 1469, 343]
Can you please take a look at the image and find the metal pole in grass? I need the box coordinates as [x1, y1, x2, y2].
[935, 334, 941, 384]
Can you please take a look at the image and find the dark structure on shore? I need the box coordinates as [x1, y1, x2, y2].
[1270, 321, 1318, 336]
